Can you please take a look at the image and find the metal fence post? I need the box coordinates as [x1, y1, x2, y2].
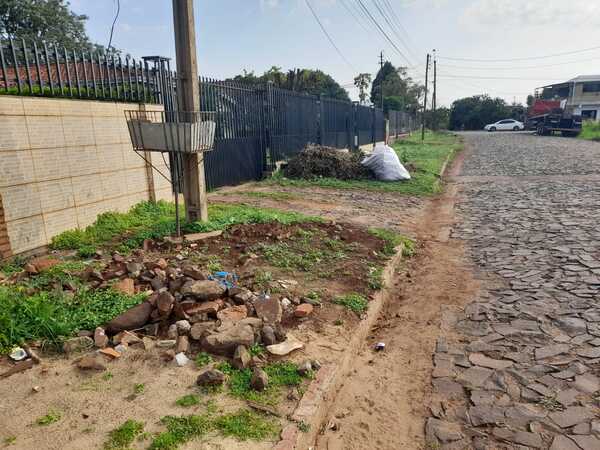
[318, 94, 325, 146]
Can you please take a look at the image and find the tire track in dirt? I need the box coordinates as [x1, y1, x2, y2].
[314, 153, 480, 450]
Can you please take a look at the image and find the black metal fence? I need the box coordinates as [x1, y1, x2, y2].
[388, 109, 417, 137]
[0, 38, 162, 103]
[1, 38, 417, 189]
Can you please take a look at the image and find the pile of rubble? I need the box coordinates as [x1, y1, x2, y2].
[59, 250, 316, 372]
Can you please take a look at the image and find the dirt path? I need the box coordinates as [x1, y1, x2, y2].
[315, 152, 480, 450]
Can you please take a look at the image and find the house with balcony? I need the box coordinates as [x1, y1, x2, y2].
[536, 75, 600, 120]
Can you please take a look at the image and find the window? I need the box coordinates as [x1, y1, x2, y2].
[581, 110, 597, 119]
[499, 120, 514, 124]
[582, 82, 600, 93]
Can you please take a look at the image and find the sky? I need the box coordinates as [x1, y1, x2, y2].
[69, 0, 600, 107]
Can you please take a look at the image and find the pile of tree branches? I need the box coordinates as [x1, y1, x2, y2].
[283, 144, 373, 181]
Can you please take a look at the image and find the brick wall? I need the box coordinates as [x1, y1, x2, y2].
[0, 96, 170, 255]
[0, 193, 11, 259]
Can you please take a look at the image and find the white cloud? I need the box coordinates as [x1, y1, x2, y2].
[260, 0, 280, 9]
[461, 0, 600, 29]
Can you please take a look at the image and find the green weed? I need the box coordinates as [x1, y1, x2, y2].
[133, 383, 145, 394]
[103, 419, 144, 450]
[205, 255, 223, 273]
[249, 343, 265, 356]
[195, 352, 213, 368]
[23, 261, 86, 290]
[0, 256, 26, 275]
[175, 394, 200, 408]
[50, 201, 319, 255]
[297, 421, 311, 433]
[579, 120, 600, 141]
[36, 410, 61, 426]
[334, 293, 369, 314]
[214, 410, 279, 441]
[368, 228, 415, 257]
[254, 270, 273, 290]
[149, 415, 213, 450]
[3, 436, 16, 445]
[367, 265, 384, 290]
[0, 286, 146, 354]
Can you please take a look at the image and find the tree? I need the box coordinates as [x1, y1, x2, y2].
[449, 95, 511, 130]
[232, 67, 350, 101]
[370, 61, 424, 114]
[526, 94, 535, 107]
[354, 73, 371, 105]
[425, 106, 450, 130]
[0, 0, 98, 50]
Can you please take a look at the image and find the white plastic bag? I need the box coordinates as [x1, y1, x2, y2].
[361, 143, 411, 181]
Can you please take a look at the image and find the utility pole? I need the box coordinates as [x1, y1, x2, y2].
[379, 51, 384, 110]
[172, 0, 208, 222]
[421, 53, 430, 141]
[432, 49, 437, 130]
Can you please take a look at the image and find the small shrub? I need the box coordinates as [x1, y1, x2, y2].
[367, 265, 384, 290]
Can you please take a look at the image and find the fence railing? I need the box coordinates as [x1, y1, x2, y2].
[0, 38, 162, 103]
[388, 109, 418, 137]
[0, 38, 416, 189]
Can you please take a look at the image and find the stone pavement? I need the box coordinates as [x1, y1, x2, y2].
[426, 132, 600, 450]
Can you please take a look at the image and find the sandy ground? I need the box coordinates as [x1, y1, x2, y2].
[314, 153, 480, 450]
[0, 180, 430, 450]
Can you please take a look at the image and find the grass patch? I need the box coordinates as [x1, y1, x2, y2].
[256, 230, 347, 275]
[0, 286, 146, 354]
[579, 121, 600, 141]
[0, 256, 26, 276]
[23, 261, 86, 290]
[50, 201, 319, 255]
[175, 394, 200, 408]
[238, 190, 300, 201]
[214, 410, 279, 441]
[217, 361, 304, 406]
[36, 410, 61, 426]
[149, 415, 213, 450]
[368, 228, 415, 257]
[334, 293, 368, 314]
[367, 265, 384, 290]
[195, 352, 214, 368]
[263, 131, 460, 195]
[104, 419, 144, 450]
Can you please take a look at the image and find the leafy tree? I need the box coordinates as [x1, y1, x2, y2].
[353, 73, 371, 105]
[449, 95, 511, 130]
[370, 61, 424, 114]
[526, 94, 535, 107]
[232, 67, 350, 101]
[425, 106, 450, 130]
[0, 0, 99, 50]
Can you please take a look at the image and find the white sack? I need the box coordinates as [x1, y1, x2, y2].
[361, 143, 411, 181]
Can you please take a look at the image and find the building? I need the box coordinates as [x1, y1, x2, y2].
[536, 75, 600, 120]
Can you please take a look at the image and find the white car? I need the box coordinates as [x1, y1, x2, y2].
[484, 119, 525, 132]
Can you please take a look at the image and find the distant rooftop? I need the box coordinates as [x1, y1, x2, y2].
[568, 75, 600, 83]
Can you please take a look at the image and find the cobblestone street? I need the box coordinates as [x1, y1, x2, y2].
[427, 132, 600, 449]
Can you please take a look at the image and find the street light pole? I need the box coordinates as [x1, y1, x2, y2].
[172, 0, 208, 222]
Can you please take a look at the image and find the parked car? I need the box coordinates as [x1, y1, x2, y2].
[484, 119, 525, 132]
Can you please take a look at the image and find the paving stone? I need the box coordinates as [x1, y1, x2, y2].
[549, 435, 580, 450]
[569, 435, 600, 450]
[549, 407, 596, 428]
[468, 353, 513, 370]
[469, 405, 506, 426]
[456, 367, 493, 389]
[535, 344, 570, 360]
[555, 388, 582, 407]
[573, 373, 600, 394]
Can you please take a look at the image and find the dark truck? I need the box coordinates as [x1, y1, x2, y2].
[526, 100, 582, 137]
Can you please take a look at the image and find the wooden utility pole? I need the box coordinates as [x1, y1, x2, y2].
[421, 53, 430, 141]
[379, 51, 384, 109]
[172, 0, 208, 222]
[432, 50, 437, 130]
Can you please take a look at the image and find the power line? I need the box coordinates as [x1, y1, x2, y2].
[439, 44, 600, 62]
[371, 0, 416, 61]
[381, 0, 415, 50]
[437, 73, 566, 81]
[355, 0, 412, 66]
[339, 0, 371, 34]
[107, 0, 121, 51]
[304, 0, 356, 71]
[426, 54, 600, 71]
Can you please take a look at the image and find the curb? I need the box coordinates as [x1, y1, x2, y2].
[274, 245, 405, 450]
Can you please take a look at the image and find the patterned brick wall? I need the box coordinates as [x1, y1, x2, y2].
[0, 96, 170, 255]
[0, 193, 12, 259]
